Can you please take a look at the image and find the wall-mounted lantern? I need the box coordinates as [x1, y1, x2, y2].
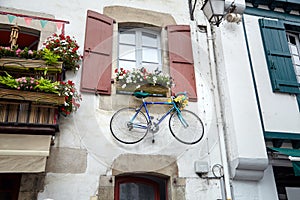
[201, 0, 225, 26]
[201, 0, 245, 26]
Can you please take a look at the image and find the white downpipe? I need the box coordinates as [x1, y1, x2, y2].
[207, 25, 233, 200]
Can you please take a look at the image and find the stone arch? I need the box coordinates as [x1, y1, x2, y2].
[103, 6, 176, 27]
[98, 154, 186, 200]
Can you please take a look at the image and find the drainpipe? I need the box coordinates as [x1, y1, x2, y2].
[206, 24, 233, 200]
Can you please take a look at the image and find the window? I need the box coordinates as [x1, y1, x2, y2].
[0, 24, 40, 50]
[259, 19, 300, 95]
[115, 175, 167, 200]
[81, 10, 198, 101]
[287, 33, 300, 83]
[118, 28, 162, 72]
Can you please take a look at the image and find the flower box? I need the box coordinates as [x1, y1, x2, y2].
[0, 58, 62, 72]
[116, 83, 170, 97]
[0, 88, 65, 105]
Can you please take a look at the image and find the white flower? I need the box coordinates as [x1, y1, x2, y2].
[122, 84, 126, 88]
[64, 102, 69, 106]
[136, 85, 141, 89]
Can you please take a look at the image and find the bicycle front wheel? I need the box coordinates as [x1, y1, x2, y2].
[169, 110, 204, 145]
[110, 107, 149, 144]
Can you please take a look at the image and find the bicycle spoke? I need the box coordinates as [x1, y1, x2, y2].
[110, 108, 149, 144]
[169, 110, 204, 145]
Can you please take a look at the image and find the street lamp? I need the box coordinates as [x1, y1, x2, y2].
[201, 0, 244, 26]
[201, 0, 225, 26]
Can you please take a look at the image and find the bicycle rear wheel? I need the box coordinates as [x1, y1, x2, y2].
[110, 107, 149, 144]
[169, 110, 204, 145]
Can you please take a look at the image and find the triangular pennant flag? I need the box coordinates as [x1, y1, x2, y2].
[56, 22, 63, 30]
[7, 15, 16, 23]
[24, 17, 32, 26]
[40, 20, 48, 28]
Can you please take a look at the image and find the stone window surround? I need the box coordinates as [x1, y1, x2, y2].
[97, 154, 186, 200]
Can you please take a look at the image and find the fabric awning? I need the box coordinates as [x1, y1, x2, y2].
[269, 147, 300, 176]
[0, 134, 51, 173]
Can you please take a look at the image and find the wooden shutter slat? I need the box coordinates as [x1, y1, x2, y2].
[167, 25, 197, 101]
[81, 10, 114, 94]
[259, 19, 300, 94]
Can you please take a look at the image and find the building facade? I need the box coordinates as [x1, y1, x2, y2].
[0, 0, 299, 200]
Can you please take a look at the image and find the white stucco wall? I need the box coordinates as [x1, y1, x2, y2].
[0, 1, 225, 200]
[3, 1, 296, 199]
[244, 14, 300, 133]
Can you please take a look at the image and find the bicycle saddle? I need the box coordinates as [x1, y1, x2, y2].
[133, 91, 150, 98]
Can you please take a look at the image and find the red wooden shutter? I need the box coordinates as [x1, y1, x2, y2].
[81, 10, 114, 94]
[167, 25, 197, 101]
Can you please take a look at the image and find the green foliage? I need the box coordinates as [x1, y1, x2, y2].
[42, 48, 60, 66]
[0, 72, 81, 116]
[34, 77, 60, 94]
[0, 71, 17, 88]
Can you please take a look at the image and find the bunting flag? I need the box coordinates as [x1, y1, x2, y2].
[7, 14, 16, 23]
[56, 22, 63, 30]
[24, 17, 32, 26]
[40, 20, 48, 28]
[3, 13, 66, 31]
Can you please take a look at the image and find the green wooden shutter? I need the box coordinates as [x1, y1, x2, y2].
[259, 19, 300, 94]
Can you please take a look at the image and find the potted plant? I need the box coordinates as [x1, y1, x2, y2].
[43, 33, 82, 71]
[0, 72, 81, 116]
[115, 67, 173, 96]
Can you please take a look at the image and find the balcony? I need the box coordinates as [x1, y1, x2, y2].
[0, 57, 63, 135]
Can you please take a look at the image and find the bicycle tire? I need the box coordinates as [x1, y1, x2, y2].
[169, 110, 204, 145]
[110, 107, 149, 144]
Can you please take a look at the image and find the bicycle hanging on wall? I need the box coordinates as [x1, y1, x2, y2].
[110, 91, 204, 145]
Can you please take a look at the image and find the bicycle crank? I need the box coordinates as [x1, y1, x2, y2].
[149, 123, 159, 133]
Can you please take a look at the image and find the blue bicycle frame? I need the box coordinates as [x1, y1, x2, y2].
[129, 98, 188, 130]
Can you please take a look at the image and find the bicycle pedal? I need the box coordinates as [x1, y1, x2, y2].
[150, 116, 154, 120]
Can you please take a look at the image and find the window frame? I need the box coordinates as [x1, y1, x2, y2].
[118, 27, 162, 72]
[286, 32, 300, 83]
[115, 176, 164, 200]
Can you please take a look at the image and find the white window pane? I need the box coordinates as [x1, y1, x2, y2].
[292, 55, 300, 65]
[142, 32, 158, 47]
[119, 44, 136, 61]
[119, 60, 136, 71]
[295, 65, 300, 76]
[290, 45, 299, 54]
[119, 32, 135, 45]
[142, 48, 158, 63]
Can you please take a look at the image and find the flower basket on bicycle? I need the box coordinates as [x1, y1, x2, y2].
[173, 94, 188, 110]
